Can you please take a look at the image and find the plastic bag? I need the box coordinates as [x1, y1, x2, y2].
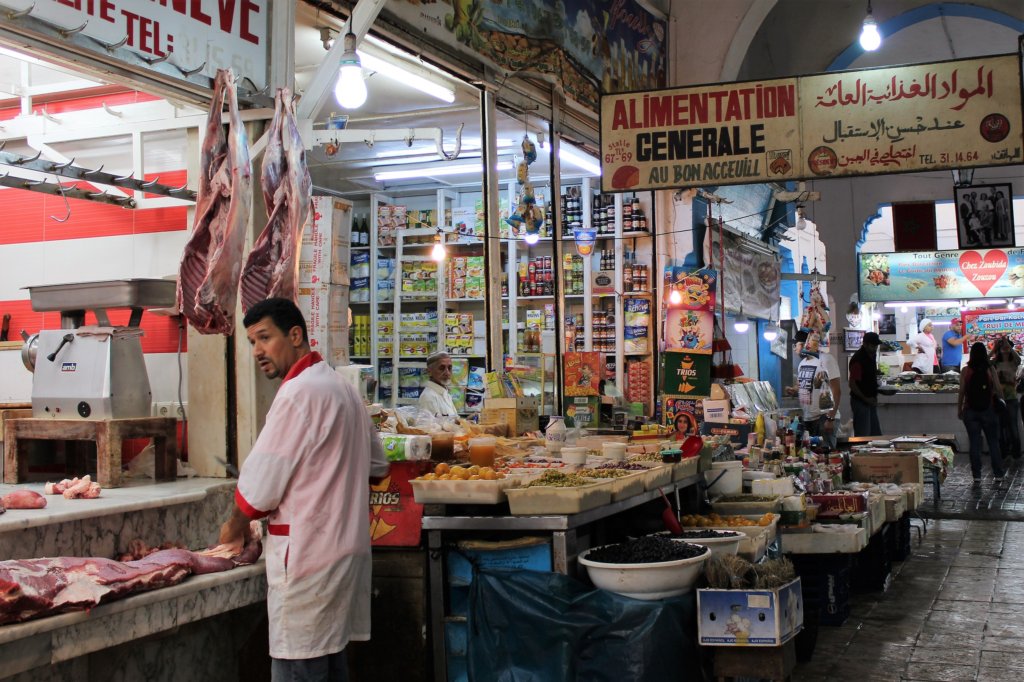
[468, 568, 703, 682]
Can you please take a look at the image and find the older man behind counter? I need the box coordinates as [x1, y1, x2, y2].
[418, 351, 459, 417]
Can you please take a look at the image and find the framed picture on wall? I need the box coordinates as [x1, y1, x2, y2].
[955, 183, 1015, 249]
[878, 313, 897, 335]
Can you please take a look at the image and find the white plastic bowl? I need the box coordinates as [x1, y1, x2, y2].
[560, 447, 588, 465]
[670, 531, 743, 557]
[579, 542, 710, 600]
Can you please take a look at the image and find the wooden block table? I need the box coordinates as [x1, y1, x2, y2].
[3, 417, 178, 488]
[713, 638, 796, 681]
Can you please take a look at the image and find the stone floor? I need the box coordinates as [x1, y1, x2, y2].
[790, 451, 1024, 681]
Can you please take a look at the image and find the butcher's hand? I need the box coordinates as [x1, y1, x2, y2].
[217, 506, 250, 553]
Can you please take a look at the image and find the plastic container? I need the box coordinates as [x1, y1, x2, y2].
[468, 436, 497, 468]
[703, 460, 743, 496]
[545, 416, 567, 453]
[560, 447, 588, 465]
[602, 442, 627, 461]
[579, 542, 710, 600]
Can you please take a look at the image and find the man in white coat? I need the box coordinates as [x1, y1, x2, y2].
[217, 298, 389, 681]
[417, 350, 459, 417]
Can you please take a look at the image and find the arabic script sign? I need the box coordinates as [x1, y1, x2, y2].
[859, 248, 1024, 303]
[600, 53, 1022, 191]
[801, 55, 1021, 178]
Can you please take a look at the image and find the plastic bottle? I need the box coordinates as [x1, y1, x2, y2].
[545, 416, 567, 453]
[754, 413, 766, 447]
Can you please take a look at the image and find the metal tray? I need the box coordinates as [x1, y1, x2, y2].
[24, 278, 177, 312]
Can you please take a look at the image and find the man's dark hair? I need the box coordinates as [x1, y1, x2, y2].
[794, 330, 809, 344]
[243, 298, 308, 343]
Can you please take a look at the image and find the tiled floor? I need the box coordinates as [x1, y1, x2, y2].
[791, 452, 1024, 681]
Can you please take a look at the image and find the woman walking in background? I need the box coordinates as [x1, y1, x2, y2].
[959, 342, 1007, 485]
[991, 337, 1021, 459]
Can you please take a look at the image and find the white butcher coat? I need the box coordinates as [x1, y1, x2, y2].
[236, 353, 389, 659]
[417, 380, 458, 417]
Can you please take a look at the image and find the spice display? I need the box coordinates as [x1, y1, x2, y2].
[524, 470, 594, 488]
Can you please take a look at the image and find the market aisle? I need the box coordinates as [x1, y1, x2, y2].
[924, 453, 1024, 520]
[792, 518, 1024, 681]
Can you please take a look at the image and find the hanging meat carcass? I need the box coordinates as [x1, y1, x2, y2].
[239, 88, 311, 312]
[177, 69, 253, 335]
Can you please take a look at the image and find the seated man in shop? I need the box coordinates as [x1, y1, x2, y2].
[941, 317, 966, 372]
[796, 330, 842, 448]
[418, 351, 459, 418]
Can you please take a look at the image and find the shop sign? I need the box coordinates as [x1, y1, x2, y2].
[662, 352, 712, 398]
[960, 308, 1024, 351]
[601, 53, 1023, 191]
[799, 55, 1021, 179]
[384, 0, 666, 109]
[859, 248, 1024, 302]
[12, 0, 269, 89]
[601, 75, 800, 191]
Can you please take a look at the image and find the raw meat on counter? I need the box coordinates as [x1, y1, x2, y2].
[0, 522, 263, 625]
[1, 490, 46, 509]
[176, 68, 253, 335]
[239, 86, 311, 312]
[44, 475, 101, 499]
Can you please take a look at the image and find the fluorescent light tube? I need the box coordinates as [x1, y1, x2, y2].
[358, 51, 456, 103]
[559, 146, 602, 176]
[374, 161, 512, 181]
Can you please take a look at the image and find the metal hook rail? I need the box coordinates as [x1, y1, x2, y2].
[0, 148, 196, 202]
[0, 172, 135, 208]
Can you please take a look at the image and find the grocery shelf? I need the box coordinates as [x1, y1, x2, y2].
[516, 295, 555, 300]
[621, 231, 653, 239]
[350, 246, 372, 251]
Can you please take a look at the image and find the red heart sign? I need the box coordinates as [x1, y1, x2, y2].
[959, 250, 1008, 296]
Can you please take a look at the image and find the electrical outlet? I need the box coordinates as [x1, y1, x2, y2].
[152, 402, 187, 420]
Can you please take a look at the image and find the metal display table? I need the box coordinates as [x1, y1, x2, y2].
[422, 474, 701, 682]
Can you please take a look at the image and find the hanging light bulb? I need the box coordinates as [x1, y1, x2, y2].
[900, 306, 908, 313]
[796, 205, 807, 230]
[859, 1, 881, 51]
[669, 288, 682, 306]
[763, 324, 779, 342]
[334, 31, 367, 109]
[523, 232, 540, 245]
[430, 231, 446, 262]
[733, 315, 750, 333]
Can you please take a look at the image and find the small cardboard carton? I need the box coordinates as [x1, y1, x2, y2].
[479, 396, 539, 435]
[698, 578, 804, 647]
[701, 399, 730, 423]
[851, 452, 924, 484]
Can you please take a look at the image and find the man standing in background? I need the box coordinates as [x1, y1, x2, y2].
[941, 318, 966, 372]
[848, 332, 882, 437]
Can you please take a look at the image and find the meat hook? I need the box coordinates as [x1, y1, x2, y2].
[48, 178, 72, 223]
[178, 61, 207, 78]
[101, 103, 123, 118]
[139, 176, 159, 188]
[57, 20, 88, 38]
[437, 122, 464, 161]
[99, 34, 129, 52]
[50, 157, 75, 171]
[23, 178, 45, 187]
[6, 2, 34, 20]
[168, 182, 190, 194]
[88, 189, 109, 199]
[82, 164, 104, 176]
[14, 150, 42, 164]
[141, 52, 170, 66]
[113, 171, 135, 182]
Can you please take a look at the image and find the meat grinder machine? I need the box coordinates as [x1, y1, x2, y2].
[20, 279, 177, 420]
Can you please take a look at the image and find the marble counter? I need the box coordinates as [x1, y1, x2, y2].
[0, 478, 237, 560]
[0, 562, 267, 680]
